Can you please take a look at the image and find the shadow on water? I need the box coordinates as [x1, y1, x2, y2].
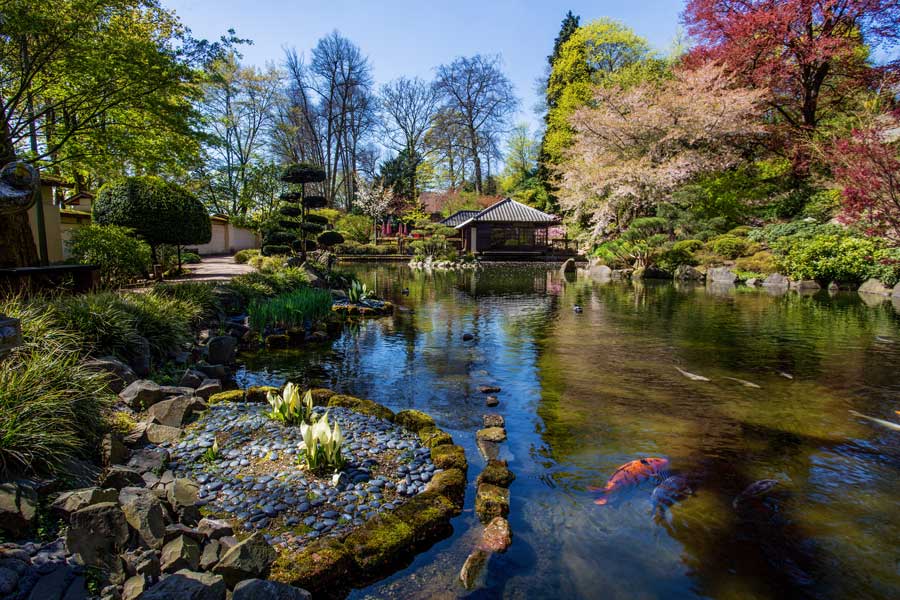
[237, 264, 900, 600]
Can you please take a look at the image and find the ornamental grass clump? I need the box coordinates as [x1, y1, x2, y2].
[248, 287, 333, 331]
[151, 282, 222, 323]
[266, 383, 316, 426]
[300, 412, 345, 472]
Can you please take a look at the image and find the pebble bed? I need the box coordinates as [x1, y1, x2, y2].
[154, 402, 438, 549]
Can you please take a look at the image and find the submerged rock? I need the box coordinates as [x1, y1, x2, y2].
[459, 548, 488, 590]
[479, 516, 512, 553]
[475, 484, 509, 523]
[859, 278, 893, 296]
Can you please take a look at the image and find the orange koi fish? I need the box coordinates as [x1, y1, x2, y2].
[590, 457, 669, 505]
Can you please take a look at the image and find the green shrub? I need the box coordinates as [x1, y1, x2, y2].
[870, 248, 900, 287]
[734, 251, 777, 274]
[776, 234, 881, 283]
[262, 245, 291, 257]
[151, 282, 222, 323]
[317, 230, 345, 249]
[727, 226, 752, 237]
[264, 231, 297, 247]
[48, 292, 142, 359]
[802, 189, 841, 221]
[248, 287, 333, 331]
[708, 235, 755, 259]
[234, 249, 260, 264]
[336, 214, 373, 243]
[657, 244, 699, 273]
[94, 177, 211, 261]
[116, 293, 197, 361]
[66, 224, 151, 287]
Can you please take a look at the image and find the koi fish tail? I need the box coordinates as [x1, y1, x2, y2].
[593, 496, 609, 506]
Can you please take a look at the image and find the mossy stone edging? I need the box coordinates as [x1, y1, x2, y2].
[241, 395, 468, 596]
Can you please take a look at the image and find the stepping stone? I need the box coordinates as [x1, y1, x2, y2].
[479, 386, 501, 394]
[482, 414, 504, 428]
[485, 396, 499, 407]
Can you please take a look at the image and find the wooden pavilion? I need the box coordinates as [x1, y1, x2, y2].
[441, 198, 559, 256]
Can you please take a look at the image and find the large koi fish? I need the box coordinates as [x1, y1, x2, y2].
[590, 457, 669, 505]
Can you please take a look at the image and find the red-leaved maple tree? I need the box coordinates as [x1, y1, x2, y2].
[829, 121, 900, 244]
[683, 1, 900, 136]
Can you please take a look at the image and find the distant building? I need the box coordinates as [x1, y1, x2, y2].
[441, 198, 559, 255]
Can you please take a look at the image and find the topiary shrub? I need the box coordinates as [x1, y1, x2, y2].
[264, 231, 297, 247]
[94, 177, 211, 264]
[306, 214, 330, 226]
[66, 224, 151, 287]
[317, 230, 344, 249]
[776, 234, 881, 283]
[303, 196, 327, 209]
[734, 251, 777, 274]
[279, 206, 302, 218]
[280, 163, 326, 185]
[234, 249, 260, 264]
[708, 235, 754, 259]
[262, 245, 291, 257]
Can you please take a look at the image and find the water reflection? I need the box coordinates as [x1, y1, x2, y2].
[237, 265, 900, 600]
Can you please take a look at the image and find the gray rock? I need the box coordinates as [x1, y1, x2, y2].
[127, 449, 170, 474]
[146, 397, 206, 428]
[0, 482, 37, 537]
[232, 579, 311, 600]
[893, 282, 900, 298]
[179, 370, 206, 389]
[199, 540, 221, 571]
[25, 562, 72, 599]
[120, 381, 163, 411]
[207, 337, 237, 365]
[194, 380, 222, 401]
[745, 278, 760, 287]
[0, 566, 18, 596]
[137, 569, 225, 600]
[144, 424, 183, 444]
[123, 575, 148, 600]
[159, 386, 196, 398]
[195, 364, 230, 381]
[63, 575, 89, 600]
[130, 337, 152, 377]
[167, 479, 199, 510]
[66, 502, 129, 576]
[588, 262, 612, 281]
[212, 533, 276, 588]
[197, 518, 233, 540]
[51, 487, 118, 521]
[674, 265, 704, 281]
[83, 357, 137, 394]
[762, 273, 790, 288]
[101, 466, 145, 490]
[161, 535, 201, 573]
[102, 434, 129, 466]
[707, 267, 738, 283]
[858, 278, 893, 296]
[790, 279, 821, 291]
[119, 488, 167, 550]
[459, 548, 488, 590]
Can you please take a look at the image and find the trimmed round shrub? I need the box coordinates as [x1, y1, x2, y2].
[65, 224, 151, 287]
[292, 239, 317, 252]
[303, 195, 327, 209]
[300, 221, 325, 234]
[708, 235, 753, 259]
[317, 230, 344, 248]
[279, 191, 302, 202]
[734, 251, 777, 275]
[280, 163, 326, 185]
[94, 177, 211, 259]
[280, 206, 302, 218]
[673, 239, 704, 253]
[234, 249, 260, 264]
[279, 220, 300, 230]
[306, 214, 329, 226]
[264, 231, 297, 246]
[262, 245, 291, 257]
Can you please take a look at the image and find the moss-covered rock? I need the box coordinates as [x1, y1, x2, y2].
[475, 483, 509, 523]
[417, 426, 453, 449]
[475, 427, 506, 442]
[265, 334, 290, 349]
[430, 444, 467, 473]
[394, 409, 435, 433]
[308, 388, 337, 406]
[476, 459, 515, 488]
[391, 491, 456, 544]
[246, 386, 279, 403]
[327, 395, 394, 421]
[425, 468, 467, 506]
[343, 513, 414, 572]
[269, 537, 352, 596]
[208, 390, 245, 404]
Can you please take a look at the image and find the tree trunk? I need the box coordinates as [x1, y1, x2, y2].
[0, 106, 39, 268]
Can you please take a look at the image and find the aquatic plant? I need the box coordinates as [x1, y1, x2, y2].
[300, 412, 345, 472]
[346, 280, 373, 303]
[201, 438, 220, 463]
[248, 287, 333, 331]
[266, 383, 316, 426]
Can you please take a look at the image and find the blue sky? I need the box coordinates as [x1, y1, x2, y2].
[166, 0, 684, 133]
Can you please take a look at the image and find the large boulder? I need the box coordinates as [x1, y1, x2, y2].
[762, 273, 790, 287]
[161, 535, 201, 573]
[858, 278, 893, 296]
[66, 502, 129, 576]
[0, 482, 37, 537]
[144, 424, 184, 444]
[102, 433, 129, 466]
[83, 356, 137, 393]
[137, 569, 226, 600]
[120, 487, 167, 550]
[232, 579, 312, 600]
[706, 267, 738, 284]
[893, 282, 900, 298]
[127, 448, 170, 474]
[197, 518, 233, 540]
[213, 533, 276, 588]
[674, 265, 704, 281]
[167, 479, 199, 511]
[51, 487, 118, 521]
[101, 465, 145, 490]
[207, 336, 237, 365]
[587, 261, 611, 281]
[179, 369, 206, 389]
[120, 380, 163, 410]
[146, 397, 206, 428]
[194, 379, 222, 400]
[790, 279, 821, 291]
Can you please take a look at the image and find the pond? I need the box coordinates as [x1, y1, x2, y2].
[236, 264, 900, 600]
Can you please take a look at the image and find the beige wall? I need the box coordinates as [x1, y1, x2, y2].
[194, 220, 260, 255]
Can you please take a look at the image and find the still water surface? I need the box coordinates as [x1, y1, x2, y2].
[237, 264, 900, 600]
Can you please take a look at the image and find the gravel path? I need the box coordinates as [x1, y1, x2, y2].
[167, 254, 254, 282]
